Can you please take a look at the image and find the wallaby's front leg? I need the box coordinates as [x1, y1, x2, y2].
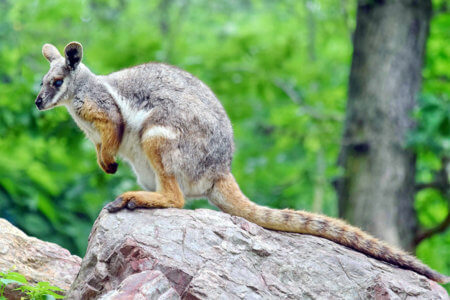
[94, 120, 121, 173]
[105, 134, 184, 212]
[81, 100, 123, 174]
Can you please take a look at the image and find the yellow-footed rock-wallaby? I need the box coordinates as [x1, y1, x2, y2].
[35, 41, 448, 283]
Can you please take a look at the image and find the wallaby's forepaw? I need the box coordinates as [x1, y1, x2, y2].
[99, 160, 118, 174]
[105, 162, 118, 174]
[96, 145, 118, 174]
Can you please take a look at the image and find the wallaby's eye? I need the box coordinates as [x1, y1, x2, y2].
[40, 81, 43, 87]
[53, 79, 63, 88]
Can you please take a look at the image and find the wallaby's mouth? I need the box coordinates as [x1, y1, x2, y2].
[35, 95, 44, 110]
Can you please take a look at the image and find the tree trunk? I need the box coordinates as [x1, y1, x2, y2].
[337, 0, 431, 251]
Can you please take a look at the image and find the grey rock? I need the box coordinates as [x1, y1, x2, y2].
[68, 209, 449, 299]
[0, 218, 81, 299]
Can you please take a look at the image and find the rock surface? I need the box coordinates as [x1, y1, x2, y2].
[68, 209, 448, 299]
[0, 218, 82, 299]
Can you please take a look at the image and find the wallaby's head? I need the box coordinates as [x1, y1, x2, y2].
[35, 42, 83, 110]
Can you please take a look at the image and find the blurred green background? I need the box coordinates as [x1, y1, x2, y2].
[0, 0, 448, 279]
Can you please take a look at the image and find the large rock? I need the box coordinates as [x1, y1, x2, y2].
[68, 209, 448, 299]
[0, 218, 82, 299]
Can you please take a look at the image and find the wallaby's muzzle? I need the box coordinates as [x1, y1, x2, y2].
[35, 95, 44, 110]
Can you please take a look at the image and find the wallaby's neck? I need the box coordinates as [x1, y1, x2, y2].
[68, 64, 110, 104]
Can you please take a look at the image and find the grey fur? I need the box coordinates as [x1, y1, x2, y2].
[37, 42, 234, 198]
[104, 63, 234, 182]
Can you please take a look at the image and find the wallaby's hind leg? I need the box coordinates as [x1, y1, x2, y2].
[105, 136, 184, 212]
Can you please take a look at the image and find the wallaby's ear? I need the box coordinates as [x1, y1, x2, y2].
[42, 44, 62, 62]
[64, 41, 83, 71]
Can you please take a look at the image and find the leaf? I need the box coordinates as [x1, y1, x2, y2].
[43, 290, 64, 299]
[36, 281, 64, 291]
[2, 272, 28, 284]
[0, 278, 24, 286]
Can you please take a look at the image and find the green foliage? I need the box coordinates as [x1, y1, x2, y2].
[0, 271, 64, 300]
[0, 0, 448, 282]
[410, 3, 450, 282]
[0, 271, 27, 298]
[409, 94, 450, 156]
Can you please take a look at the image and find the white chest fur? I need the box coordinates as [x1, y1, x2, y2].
[118, 128, 157, 191]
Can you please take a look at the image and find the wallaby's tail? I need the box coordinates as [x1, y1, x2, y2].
[208, 173, 449, 284]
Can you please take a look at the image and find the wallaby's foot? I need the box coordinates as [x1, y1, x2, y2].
[105, 191, 184, 212]
[104, 197, 127, 212]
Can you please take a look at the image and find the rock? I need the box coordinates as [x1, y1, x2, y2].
[99, 270, 180, 300]
[0, 218, 82, 299]
[68, 209, 449, 299]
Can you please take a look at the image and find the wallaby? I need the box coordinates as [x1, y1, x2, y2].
[36, 41, 449, 283]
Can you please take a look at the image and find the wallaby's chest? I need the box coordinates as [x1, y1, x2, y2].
[66, 105, 101, 144]
[69, 101, 157, 191]
[118, 126, 157, 191]
[109, 90, 158, 191]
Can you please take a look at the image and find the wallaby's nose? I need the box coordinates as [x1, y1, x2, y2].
[35, 96, 43, 109]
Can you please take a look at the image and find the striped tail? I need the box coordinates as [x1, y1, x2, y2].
[208, 173, 449, 284]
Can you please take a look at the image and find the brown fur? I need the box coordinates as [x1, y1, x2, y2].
[79, 100, 123, 174]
